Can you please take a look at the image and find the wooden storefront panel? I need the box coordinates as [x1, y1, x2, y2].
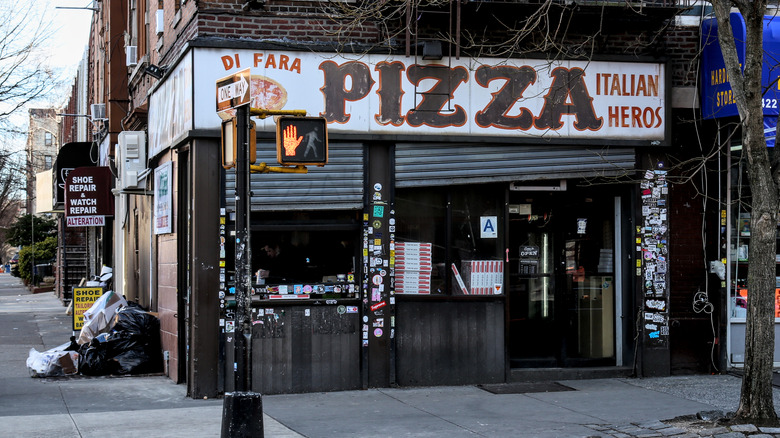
[248, 304, 361, 394]
[396, 300, 504, 386]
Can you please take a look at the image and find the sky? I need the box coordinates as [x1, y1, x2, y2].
[41, 0, 94, 106]
[0, 1, 92, 153]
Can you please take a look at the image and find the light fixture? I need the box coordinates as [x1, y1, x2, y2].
[422, 40, 443, 60]
[144, 64, 167, 79]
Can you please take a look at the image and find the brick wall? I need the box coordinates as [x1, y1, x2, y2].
[157, 156, 179, 382]
[665, 27, 701, 88]
[196, 14, 381, 44]
[61, 81, 78, 144]
[669, 179, 707, 316]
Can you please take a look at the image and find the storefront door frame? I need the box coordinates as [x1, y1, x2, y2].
[506, 187, 625, 368]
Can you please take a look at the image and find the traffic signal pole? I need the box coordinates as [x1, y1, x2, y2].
[234, 104, 252, 393]
[221, 104, 263, 437]
[219, 101, 326, 437]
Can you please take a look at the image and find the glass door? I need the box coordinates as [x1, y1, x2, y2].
[559, 197, 615, 366]
[508, 194, 559, 367]
[508, 192, 615, 368]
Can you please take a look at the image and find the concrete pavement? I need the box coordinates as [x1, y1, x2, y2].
[3, 272, 780, 437]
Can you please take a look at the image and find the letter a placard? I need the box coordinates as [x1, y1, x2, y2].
[480, 216, 498, 238]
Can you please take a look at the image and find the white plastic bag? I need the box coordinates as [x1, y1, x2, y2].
[26, 342, 79, 377]
[78, 291, 127, 345]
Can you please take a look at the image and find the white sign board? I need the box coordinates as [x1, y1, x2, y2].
[191, 49, 667, 140]
[481, 216, 498, 238]
[148, 49, 668, 154]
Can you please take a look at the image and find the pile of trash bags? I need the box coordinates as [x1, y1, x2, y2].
[26, 288, 163, 378]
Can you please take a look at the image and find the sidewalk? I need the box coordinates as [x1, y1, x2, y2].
[2, 273, 780, 437]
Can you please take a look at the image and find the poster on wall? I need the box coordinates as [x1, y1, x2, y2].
[154, 161, 173, 235]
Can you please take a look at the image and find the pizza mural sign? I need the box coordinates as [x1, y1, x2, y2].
[149, 49, 667, 154]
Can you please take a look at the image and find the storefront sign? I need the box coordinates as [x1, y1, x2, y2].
[53, 142, 94, 211]
[72, 287, 104, 330]
[65, 167, 113, 227]
[171, 49, 666, 145]
[149, 54, 193, 157]
[700, 13, 780, 120]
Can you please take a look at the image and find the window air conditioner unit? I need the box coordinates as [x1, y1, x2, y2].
[126, 45, 138, 67]
[90, 103, 106, 121]
[117, 131, 147, 190]
[156, 9, 164, 34]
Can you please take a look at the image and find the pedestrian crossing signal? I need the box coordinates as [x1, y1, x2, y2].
[276, 117, 328, 166]
[221, 118, 256, 169]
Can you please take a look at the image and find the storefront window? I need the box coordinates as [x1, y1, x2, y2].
[395, 185, 504, 295]
[395, 189, 447, 294]
[729, 149, 780, 319]
[225, 210, 361, 298]
[252, 229, 356, 284]
[450, 186, 504, 294]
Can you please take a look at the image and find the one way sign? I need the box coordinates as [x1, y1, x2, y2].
[216, 68, 250, 113]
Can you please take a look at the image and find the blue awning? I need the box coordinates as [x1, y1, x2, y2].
[700, 13, 780, 120]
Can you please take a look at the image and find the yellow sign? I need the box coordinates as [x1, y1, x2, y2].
[72, 287, 104, 331]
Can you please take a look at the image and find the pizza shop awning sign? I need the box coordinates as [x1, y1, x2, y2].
[65, 167, 114, 227]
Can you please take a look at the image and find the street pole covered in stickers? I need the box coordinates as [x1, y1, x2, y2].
[217, 68, 328, 437]
[216, 68, 263, 438]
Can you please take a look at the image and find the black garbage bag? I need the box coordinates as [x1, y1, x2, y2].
[65, 336, 79, 352]
[105, 306, 162, 375]
[78, 339, 119, 376]
[77, 305, 162, 376]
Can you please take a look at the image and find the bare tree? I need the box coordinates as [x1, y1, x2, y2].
[709, 0, 780, 426]
[0, 1, 61, 134]
[0, 139, 26, 262]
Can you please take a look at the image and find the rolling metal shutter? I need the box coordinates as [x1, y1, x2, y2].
[226, 142, 364, 212]
[395, 144, 636, 187]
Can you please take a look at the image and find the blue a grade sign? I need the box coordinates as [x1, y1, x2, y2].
[700, 13, 780, 120]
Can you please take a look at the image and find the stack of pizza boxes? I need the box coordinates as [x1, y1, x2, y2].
[462, 260, 504, 295]
[395, 242, 432, 294]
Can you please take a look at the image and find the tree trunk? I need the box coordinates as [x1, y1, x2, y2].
[735, 110, 780, 425]
[709, 0, 780, 425]
[733, 12, 779, 427]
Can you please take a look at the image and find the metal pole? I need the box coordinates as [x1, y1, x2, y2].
[222, 103, 264, 438]
[31, 214, 35, 285]
[234, 104, 252, 392]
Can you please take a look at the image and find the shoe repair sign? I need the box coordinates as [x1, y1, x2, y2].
[65, 167, 114, 227]
[72, 287, 104, 331]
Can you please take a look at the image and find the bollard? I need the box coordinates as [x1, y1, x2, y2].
[221, 391, 264, 437]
